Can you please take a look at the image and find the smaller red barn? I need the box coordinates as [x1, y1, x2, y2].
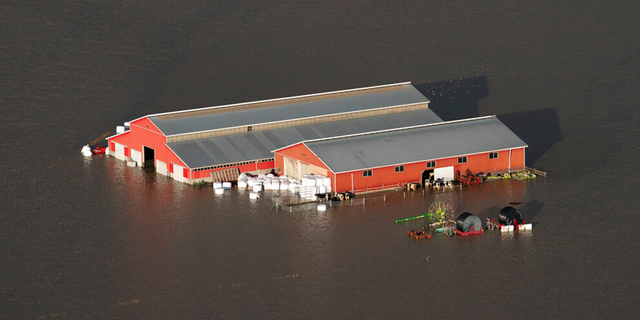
[273, 116, 527, 193]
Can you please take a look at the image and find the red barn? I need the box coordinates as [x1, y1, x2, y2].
[273, 116, 527, 193]
[106, 82, 441, 184]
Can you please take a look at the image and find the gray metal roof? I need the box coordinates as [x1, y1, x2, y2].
[303, 116, 528, 173]
[167, 109, 443, 168]
[150, 83, 429, 136]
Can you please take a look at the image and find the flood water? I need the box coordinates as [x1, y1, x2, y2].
[1, 1, 639, 319]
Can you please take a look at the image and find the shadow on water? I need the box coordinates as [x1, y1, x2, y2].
[415, 77, 563, 167]
[520, 200, 544, 224]
[414, 77, 488, 121]
[498, 109, 563, 166]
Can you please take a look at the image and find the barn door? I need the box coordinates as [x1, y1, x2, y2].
[284, 157, 299, 179]
[299, 163, 311, 178]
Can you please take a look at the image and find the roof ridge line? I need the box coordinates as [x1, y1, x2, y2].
[146, 82, 413, 119]
[287, 115, 495, 147]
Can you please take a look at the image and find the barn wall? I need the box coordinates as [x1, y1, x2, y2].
[275, 143, 331, 171]
[331, 148, 527, 193]
[108, 117, 187, 169]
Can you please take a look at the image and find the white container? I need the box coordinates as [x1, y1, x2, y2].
[501, 225, 514, 232]
[222, 182, 232, 190]
[253, 183, 263, 192]
[214, 188, 224, 194]
[519, 224, 533, 230]
[213, 182, 222, 189]
[81, 145, 92, 157]
[249, 192, 260, 199]
[317, 204, 327, 211]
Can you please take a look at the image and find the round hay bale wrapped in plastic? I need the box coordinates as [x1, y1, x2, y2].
[499, 206, 524, 225]
[456, 212, 482, 232]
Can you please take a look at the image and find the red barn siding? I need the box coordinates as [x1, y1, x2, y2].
[275, 143, 527, 193]
[275, 143, 330, 170]
[108, 117, 187, 168]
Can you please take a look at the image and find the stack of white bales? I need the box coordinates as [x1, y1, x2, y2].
[298, 174, 332, 200]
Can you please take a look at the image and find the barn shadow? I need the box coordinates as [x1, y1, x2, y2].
[414, 77, 488, 121]
[415, 77, 563, 167]
[497, 109, 563, 166]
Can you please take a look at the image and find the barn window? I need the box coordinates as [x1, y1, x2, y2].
[247, 126, 252, 132]
[458, 156, 467, 163]
[426, 161, 436, 168]
[394, 165, 404, 173]
[276, 167, 281, 173]
[363, 170, 372, 177]
[489, 152, 498, 159]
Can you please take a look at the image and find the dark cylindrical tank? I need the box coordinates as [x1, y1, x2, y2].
[456, 212, 482, 232]
[499, 206, 524, 225]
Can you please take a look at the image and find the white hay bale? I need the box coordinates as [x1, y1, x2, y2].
[318, 185, 327, 194]
[322, 177, 331, 187]
[279, 180, 289, 191]
[252, 183, 263, 192]
[247, 178, 256, 187]
[222, 182, 232, 190]
[213, 182, 222, 189]
[214, 187, 224, 194]
[238, 179, 248, 188]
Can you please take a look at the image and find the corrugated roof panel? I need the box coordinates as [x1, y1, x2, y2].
[167, 109, 442, 168]
[305, 117, 528, 173]
[150, 84, 428, 136]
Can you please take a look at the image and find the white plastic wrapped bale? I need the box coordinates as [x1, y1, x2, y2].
[252, 182, 263, 192]
[214, 188, 224, 194]
[279, 180, 289, 191]
[247, 178, 256, 187]
[325, 186, 332, 193]
[237, 178, 248, 188]
[249, 192, 260, 199]
[222, 182, 232, 190]
[213, 182, 222, 189]
[237, 173, 246, 180]
[81, 145, 92, 157]
[315, 176, 325, 186]
[258, 174, 266, 179]
[318, 185, 327, 194]
[322, 177, 331, 187]
[270, 180, 280, 191]
[266, 173, 274, 178]
[288, 182, 299, 193]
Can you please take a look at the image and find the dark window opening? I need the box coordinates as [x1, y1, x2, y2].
[363, 170, 372, 177]
[458, 156, 467, 164]
[394, 165, 404, 172]
[489, 152, 498, 159]
[426, 161, 436, 168]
